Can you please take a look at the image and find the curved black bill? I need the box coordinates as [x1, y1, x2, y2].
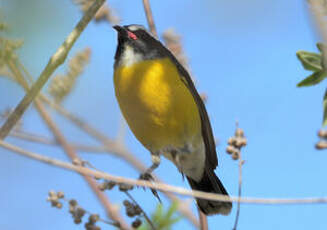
[113, 25, 124, 33]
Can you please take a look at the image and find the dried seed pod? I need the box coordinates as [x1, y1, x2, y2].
[75, 207, 86, 219]
[51, 201, 59, 207]
[226, 145, 235, 154]
[316, 141, 327, 149]
[119, 183, 134, 191]
[107, 181, 116, 190]
[89, 214, 99, 224]
[69, 199, 78, 207]
[232, 151, 239, 160]
[318, 129, 327, 138]
[239, 138, 247, 147]
[98, 182, 107, 191]
[228, 137, 236, 145]
[48, 190, 56, 197]
[235, 128, 244, 137]
[123, 200, 131, 207]
[55, 202, 63, 209]
[74, 218, 82, 224]
[132, 218, 142, 228]
[134, 205, 142, 215]
[57, 191, 64, 199]
[126, 206, 136, 217]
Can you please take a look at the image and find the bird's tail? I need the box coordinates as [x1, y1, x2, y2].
[187, 170, 232, 215]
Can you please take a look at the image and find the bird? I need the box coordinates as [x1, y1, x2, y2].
[112, 24, 232, 215]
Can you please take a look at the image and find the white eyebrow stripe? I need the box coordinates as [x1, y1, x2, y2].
[127, 25, 145, 31]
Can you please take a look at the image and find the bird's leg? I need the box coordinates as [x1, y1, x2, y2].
[139, 153, 161, 181]
[139, 153, 161, 202]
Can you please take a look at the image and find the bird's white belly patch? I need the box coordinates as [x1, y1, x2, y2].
[160, 140, 205, 182]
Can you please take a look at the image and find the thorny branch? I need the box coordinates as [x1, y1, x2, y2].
[3, 139, 327, 205]
[0, 0, 105, 140]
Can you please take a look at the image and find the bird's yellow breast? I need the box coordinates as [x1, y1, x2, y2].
[114, 58, 201, 151]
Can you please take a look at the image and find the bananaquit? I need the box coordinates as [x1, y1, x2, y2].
[113, 24, 232, 215]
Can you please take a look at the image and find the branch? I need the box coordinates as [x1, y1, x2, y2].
[39, 95, 199, 227]
[9, 130, 108, 153]
[142, 0, 158, 37]
[12, 55, 199, 227]
[197, 207, 208, 230]
[6, 59, 130, 230]
[3, 139, 327, 205]
[0, 0, 105, 140]
[232, 158, 244, 230]
[125, 191, 155, 230]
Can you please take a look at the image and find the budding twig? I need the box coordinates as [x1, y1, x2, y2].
[0, 0, 105, 140]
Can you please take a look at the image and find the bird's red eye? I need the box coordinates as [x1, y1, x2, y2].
[127, 31, 138, 40]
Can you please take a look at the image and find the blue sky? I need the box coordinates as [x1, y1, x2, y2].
[1, 0, 326, 229]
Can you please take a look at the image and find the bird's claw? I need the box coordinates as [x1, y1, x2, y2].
[138, 172, 161, 203]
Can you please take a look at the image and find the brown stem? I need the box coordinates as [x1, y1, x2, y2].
[6, 59, 130, 230]
[9, 130, 108, 153]
[232, 156, 244, 230]
[4, 139, 327, 205]
[125, 191, 156, 230]
[0, 0, 105, 140]
[142, 0, 158, 37]
[40, 95, 200, 227]
[197, 207, 208, 230]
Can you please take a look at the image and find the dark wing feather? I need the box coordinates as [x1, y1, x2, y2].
[175, 62, 218, 169]
[157, 44, 218, 169]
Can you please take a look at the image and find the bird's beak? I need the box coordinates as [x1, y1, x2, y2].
[113, 25, 127, 38]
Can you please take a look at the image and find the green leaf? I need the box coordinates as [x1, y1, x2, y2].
[297, 71, 327, 87]
[296, 51, 323, 72]
[323, 89, 327, 127]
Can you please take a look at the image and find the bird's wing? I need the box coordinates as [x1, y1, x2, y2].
[165, 51, 218, 169]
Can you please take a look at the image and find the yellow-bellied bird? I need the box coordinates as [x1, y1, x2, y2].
[113, 25, 232, 215]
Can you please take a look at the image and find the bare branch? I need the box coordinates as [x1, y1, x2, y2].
[10, 130, 108, 153]
[125, 191, 155, 230]
[6, 59, 130, 230]
[10, 55, 199, 227]
[233, 158, 244, 230]
[142, 0, 158, 37]
[40, 95, 199, 227]
[3, 139, 327, 205]
[197, 207, 208, 230]
[0, 0, 105, 140]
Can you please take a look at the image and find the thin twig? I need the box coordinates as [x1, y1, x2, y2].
[233, 157, 244, 230]
[13, 55, 199, 227]
[40, 95, 199, 227]
[125, 191, 156, 230]
[197, 207, 208, 230]
[6, 59, 130, 230]
[0, 0, 105, 140]
[142, 0, 158, 37]
[3, 139, 327, 205]
[9, 130, 108, 153]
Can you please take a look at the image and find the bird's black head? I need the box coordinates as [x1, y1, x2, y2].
[113, 24, 166, 67]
